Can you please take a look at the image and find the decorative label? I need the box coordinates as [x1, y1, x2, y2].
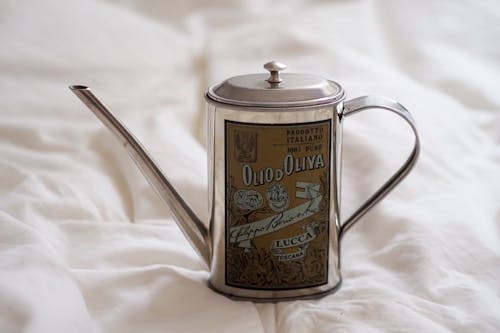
[225, 120, 331, 290]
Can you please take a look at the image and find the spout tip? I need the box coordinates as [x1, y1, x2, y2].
[69, 85, 89, 91]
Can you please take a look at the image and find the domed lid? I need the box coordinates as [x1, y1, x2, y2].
[206, 61, 344, 108]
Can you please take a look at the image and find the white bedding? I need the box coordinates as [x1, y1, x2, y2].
[1, 0, 499, 332]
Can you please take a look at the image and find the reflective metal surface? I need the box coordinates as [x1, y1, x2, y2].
[204, 94, 420, 300]
[206, 102, 342, 300]
[206, 62, 344, 108]
[69, 85, 210, 267]
[263, 60, 287, 83]
[339, 96, 420, 238]
[69, 61, 420, 302]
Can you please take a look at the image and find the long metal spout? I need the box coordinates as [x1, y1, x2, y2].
[69, 85, 210, 267]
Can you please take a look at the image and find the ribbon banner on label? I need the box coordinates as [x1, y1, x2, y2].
[229, 182, 322, 249]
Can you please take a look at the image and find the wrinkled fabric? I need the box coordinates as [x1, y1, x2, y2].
[1, 0, 499, 332]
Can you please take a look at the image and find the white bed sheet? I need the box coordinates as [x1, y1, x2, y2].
[1, 0, 499, 332]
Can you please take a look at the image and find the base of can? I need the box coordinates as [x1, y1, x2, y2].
[207, 278, 342, 303]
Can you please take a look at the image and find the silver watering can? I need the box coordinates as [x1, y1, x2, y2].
[70, 61, 419, 301]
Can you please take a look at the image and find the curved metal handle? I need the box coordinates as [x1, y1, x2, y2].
[339, 95, 420, 239]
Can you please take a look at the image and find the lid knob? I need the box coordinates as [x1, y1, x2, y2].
[263, 61, 287, 84]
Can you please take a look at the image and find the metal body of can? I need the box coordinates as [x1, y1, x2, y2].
[71, 61, 420, 302]
[204, 62, 420, 300]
